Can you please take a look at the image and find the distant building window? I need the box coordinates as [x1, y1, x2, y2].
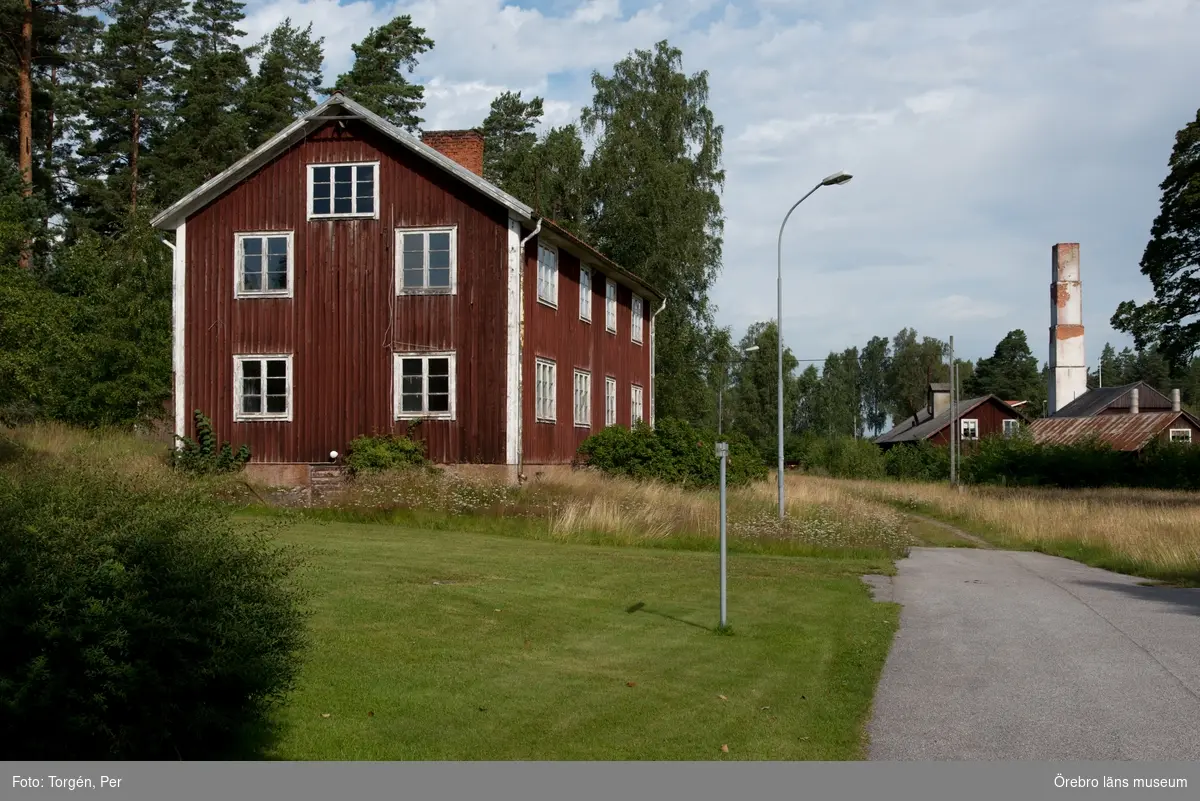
[235, 232, 292, 297]
[536, 358, 557, 422]
[631, 384, 644, 426]
[1170, 428, 1192, 444]
[308, 162, 377, 219]
[538, 243, 558, 307]
[234, 355, 292, 421]
[631, 294, 644, 344]
[579, 266, 592, 322]
[574, 370, 591, 427]
[396, 227, 456, 294]
[605, 279, 617, 333]
[1003, 419, 1019, 437]
[961, 418, 979, 440]
[605, 376, 616, 427]
[393, 352, 455, 420]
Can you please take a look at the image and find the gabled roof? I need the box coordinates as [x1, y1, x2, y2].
[1052, 381, 1173, 418]
[150, 92, 534, 230]
[1028, 410, 1200, 451]
[874, 395, 1025, 445]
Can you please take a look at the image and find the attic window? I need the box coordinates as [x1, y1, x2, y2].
[960, 418, 979, 441]
[1170, 429, 1192, 444]
[1003, 419, 1019, 438]
[308, 162, 378, 219]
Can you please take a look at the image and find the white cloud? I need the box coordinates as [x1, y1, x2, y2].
[238, 0, 1200, 368]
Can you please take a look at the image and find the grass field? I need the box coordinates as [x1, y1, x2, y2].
[263, 519, 900, 760]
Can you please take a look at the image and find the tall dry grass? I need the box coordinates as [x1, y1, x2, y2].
[803, 473, 1200, 581]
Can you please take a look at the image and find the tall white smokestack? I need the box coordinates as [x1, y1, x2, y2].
[1048, 243, 1086, 415]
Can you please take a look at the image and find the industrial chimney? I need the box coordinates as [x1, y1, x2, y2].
[1048, 243, 1086, 415]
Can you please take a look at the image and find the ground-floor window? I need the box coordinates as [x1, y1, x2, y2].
[234, 354, 292, 421]
[394, 352, 456, 420]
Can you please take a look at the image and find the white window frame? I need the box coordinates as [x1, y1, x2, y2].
[605, 376, 617, 427]
[605, 278, 617, 333]
[1003, 419, 1019, 437]
[537, 242, 559, 308]
[234, 231, 294, 299]
[306, 161, 380, 220]
[579, 265, 592, 322]
[535, 358, 557, 423]
[631, 293, 644, 344]
[1169, 428, 1192, 444]
[574, 369, 591, 428]
[393, 352, 457, 421]
[631, 384, 644, 426]
[395, 226, 458, 295]
[960, 418, 979, 441]
[233, 354, 293, 422]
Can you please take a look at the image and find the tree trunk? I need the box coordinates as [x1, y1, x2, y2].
[18, 0, 34, 268]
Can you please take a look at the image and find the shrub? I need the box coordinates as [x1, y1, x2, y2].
[576, 418, 766, 488]
[884, 440, 950, 482]
[789, 434, 887, 480]
[0, 462, 309, 759]
[344, 432, 429, 475]
[169, 410, 250, 474]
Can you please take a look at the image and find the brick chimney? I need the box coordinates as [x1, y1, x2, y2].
[1048, 243, 1086, 415]
[420, 130, 484, 177]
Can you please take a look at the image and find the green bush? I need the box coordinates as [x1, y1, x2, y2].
[788, 434, 887, 480]
[0, 462, 309, 759]
[884, 440, 950, 482]
[169, 410, 250, 474]
[344, 432, 429, 475]
[576, 418, 767, 488]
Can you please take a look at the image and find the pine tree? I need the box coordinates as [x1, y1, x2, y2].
[241, 18, 324, 147]
[327, 15, 433, 131]
[965, 329, 1042, 404]
[480, 90, 542, 188]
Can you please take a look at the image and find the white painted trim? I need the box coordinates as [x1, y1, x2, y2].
[172, 222, 187, 444]
[393, 351, 457, 421]
[395, 225, 458, 295]
[233, 354, 294, 422]
[535, 357, 557, 423]
[306, 161, 381, 221]
[506, 216, 522, 464]
[573, 369, 591, 428]
[536, 241, 559, 309]
[579, 264, 592, 323]
[631, 293, 644, 344]
[649, 299, 664, 428]
[604, 375, 617, 428]
[234, 231, 295, 299]
[1169, 428, 1192, 443]
[605, 278, 617, 334]
[631, 383, 644, 426]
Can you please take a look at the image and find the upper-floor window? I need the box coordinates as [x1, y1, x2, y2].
[538, 243, 558, 307]
[394, 352, 455, 420]
[235, 232, 293, 297]
[579, 266, 592, 322]
[605, 279, 617, 333]
[396, 227, 456, 294]
[631, 294, 644, 344]
[308, 162, 378, 219]
[234, 354, 292, 422]
[960, 418, 979, 441]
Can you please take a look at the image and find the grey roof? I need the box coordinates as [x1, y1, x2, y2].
[874, 395, 993, 445]
[150, 93, 535, 231]
[1052, 381, 1173, 418]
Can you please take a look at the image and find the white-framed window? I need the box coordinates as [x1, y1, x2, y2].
[574, 369, 591, 428]
[1169, 428, 1192, 444]
[396, 227, 456, 294]
[1003, 419, 1019, 438]
[393, 352, 455, 420]
[605, 279, 617, 333]
[631, 384, 644, 426]
[235, 231, 293, 297]
[234, 354, 292, 421]
[961, 418, 979, 440]
[307, 162, 378, 219]
[604, 376, 616, 426]
[579, 266, 592, 322]
[631, 294, 644, 344]
[535, 358, 557, 422]
[537, 243, 558, 307]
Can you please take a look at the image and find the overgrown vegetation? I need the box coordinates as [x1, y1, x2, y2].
[344, 432, 429, 475]
[0, 457, 309, 759]
[577, 418, 767, 488]
[170, 410, 251, 475]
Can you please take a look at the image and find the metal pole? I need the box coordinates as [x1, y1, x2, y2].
[717, 441, 729, 629]
[949, 335, 956, 485]
[718, 378, 723, 437]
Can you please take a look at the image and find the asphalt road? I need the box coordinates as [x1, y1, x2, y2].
[865, 547, 1200, 760]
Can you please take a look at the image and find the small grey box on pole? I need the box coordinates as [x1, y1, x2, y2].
[716, 441, 729, 630]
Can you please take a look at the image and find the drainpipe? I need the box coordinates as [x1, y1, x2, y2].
[515, 217, 542, 482]
[649, 298, 666, 428]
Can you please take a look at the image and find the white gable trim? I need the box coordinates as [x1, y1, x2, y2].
[506, 214, 522, 464]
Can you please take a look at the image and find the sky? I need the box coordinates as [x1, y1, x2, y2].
[239, 0, 1200, 369]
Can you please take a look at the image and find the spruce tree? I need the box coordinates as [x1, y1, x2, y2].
[241, 18, 324, 147]
[327, 15, 433, 131]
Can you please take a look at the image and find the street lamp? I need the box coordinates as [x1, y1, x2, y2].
[718, 345, 759, 436]
[777, 171, 853, 521]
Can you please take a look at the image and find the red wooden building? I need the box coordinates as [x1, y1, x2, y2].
[151, 92, 664, 484]
[873, 383, 1029, 450]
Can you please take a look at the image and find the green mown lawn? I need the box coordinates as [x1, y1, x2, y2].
[266, 520, 899, 760]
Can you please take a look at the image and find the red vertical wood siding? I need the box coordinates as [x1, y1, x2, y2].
[927, 398, 1024, 446]
[521, 236, 653, 464]
[184, 121, 509, 464]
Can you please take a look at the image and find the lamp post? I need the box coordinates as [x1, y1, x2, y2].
[777, 171, 853, 520]
[718, 345, 759, 437]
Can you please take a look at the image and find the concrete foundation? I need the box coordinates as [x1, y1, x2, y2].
[244, 462, 312, 488]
